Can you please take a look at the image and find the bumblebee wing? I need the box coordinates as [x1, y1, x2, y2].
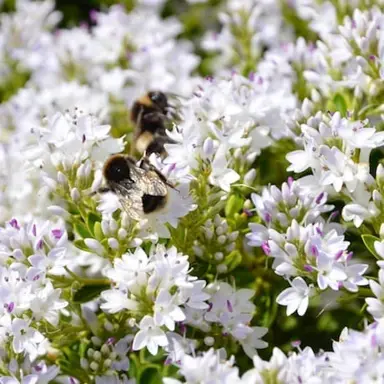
[129, 165, 168, 197]
[110, 180, 144, 221]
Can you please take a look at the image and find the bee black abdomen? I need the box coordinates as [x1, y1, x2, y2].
[103, 155, 131, 183]
[131, 102, 157, 124]
[146, 135, 175, 156]
[139, 113, 166, 134]
[142, 194, 167, 214]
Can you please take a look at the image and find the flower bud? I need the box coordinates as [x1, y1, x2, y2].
[214, 252, 224, 261]
[80, 358, 89, 369]
[84, 238, 104, 254]
[129, 238, 143, 247]
[108, 238, 119, 250]
[377, 164, 384, 179]
[216, 226, 225, 236]
[373, 190, 382, 203]
[109, 219, 118, 232]
[204, 228, 214, 240]
[89, 362, 99, 371]
[246, 152, 257, 164]
[101, 344, 110, 356]
[193, 245, 204, 257]
[203, 137, 214, 158]
[57, 171, 68, 186]
[101, 220, 109, 236]
[301, 98, 313, 118]
[204, 336, 215, 346]
[244, 169, 256, 185]
[91, 170, 103, 193]
[70, 188, 80, 201]
[233, 148, 242, 160]
[217, 264, 228, 274]
[104, 320, 113, 332]
[47, 205, 70, 218]
[118, 228, 127, 240]
[76, 164, 86, 180]
[217, 235, 227, 244]
[91, 336, 102, 347]
[93, 351, 101, 361]
[103, 359, 112, 368]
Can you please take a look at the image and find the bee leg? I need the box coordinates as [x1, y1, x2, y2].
[90, 187, 111, 196]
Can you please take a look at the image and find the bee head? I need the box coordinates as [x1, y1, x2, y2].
[148, 91, 168, 113]
[103, 155, 131, 183]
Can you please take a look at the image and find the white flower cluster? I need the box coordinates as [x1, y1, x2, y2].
[100, 245, 267, 358]
[0, 218, 68, 381]
[164, 72, 296, 191]
[247, 179, 368, 316]
[165, 317, 384, 383]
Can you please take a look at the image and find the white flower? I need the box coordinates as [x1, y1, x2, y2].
[100, 289, 139, 314]
[366, 269, 384, 320]
[208, 149, 240, 192]
[132, 315, 168, 355]
[276, 277, 313, 316]
[316, 253, 347, 291]
[153, 289, 186, 331]
[11, 318, 47, 361]
[29, 281, 67, 326]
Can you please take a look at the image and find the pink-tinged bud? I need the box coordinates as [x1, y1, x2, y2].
[304, 264, 314, 272]
[335, 250, 344, 261]
[371, 334, 378, 348]
[52, 229, 63, 240]
[291, 340, 301, 348]
[226, 300, 233, 313]
[315, 192, 325, 204]
[310, 245, 319, 257]
[9, 219, 20, 230]
[329, 210, 339, 221]
[261, 241, 271, 255]
[346, 251, 353, 261]
[89, 9, 98, 23]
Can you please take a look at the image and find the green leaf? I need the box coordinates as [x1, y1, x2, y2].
[333, 94, 347, 116]
[358, 103, 380, 119]
[139, 366, 162, 384]
[87, 212, 101, 236]
[73, 239, 90, 253]
[224, 250, 242, 272]
[361, 234, 381, 259]
[72, 284, 110, 303]
[73, 221, 92, 239]
[94, 222, 104, 242]
[225, 194, 244, 217]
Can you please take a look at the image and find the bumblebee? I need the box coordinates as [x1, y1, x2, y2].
[101, 154, 172, 220]
[131, 91, 176, 157]
[130, 91, 169, 125]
